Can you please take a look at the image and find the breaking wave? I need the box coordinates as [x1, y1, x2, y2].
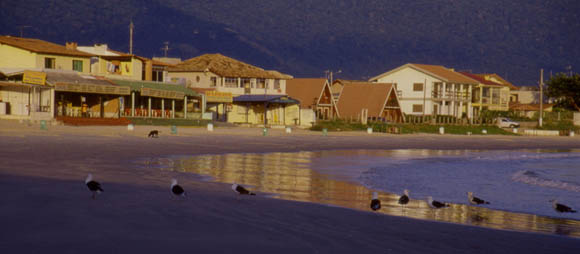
[511, 170, 580, 193]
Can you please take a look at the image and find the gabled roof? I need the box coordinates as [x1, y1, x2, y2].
[369, 63, 478, 84]
[286, 78, 332, 109]
[458, 72, 503, 86]
[478, 73, 519, 90]
[168, 53, 291, 79]
[337, 82, 397, 118]
[0, 36, 93, 57]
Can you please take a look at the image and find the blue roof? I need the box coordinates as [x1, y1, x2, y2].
[233, 94, 300, 104]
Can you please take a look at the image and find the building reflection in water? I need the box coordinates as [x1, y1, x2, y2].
[168, 150, 580, 238]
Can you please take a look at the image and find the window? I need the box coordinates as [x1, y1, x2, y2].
[274, 79, 280, 89]
[412, 104, 423, 113]
[257, 78, 266, 89]
[44, 58, 55, 69]
[72, 60, 83, 72]
[413, 83, 424, 92]
[225, 77, 237, 88]
[210, 77, 217, 87]
[196, 76, 200, 82]
[241, 78, 251, 88]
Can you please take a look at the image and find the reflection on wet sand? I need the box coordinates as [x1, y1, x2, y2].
[169, 151, 580, 238]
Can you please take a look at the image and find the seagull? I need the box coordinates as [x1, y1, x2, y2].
[398, 189, 410, 205]
[85, 174, 103, 199]
[370, 192, 381, 211]
[427, 196, 449, 209]
[232, 183, 256, 196]
[467, 192, 490, 205]
[550, 199, 577, 213]
[171, 179, 185, 197]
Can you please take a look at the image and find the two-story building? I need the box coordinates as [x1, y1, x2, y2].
[167, 53, 294, 122]
[0, 36, 94, 120]
[459, 72, 511, 117]
[369, 63, 478, 119]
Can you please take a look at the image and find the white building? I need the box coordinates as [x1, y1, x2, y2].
[369, 63, 478, 119]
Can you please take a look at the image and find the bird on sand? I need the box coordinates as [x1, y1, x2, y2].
[398, 189, 410, 205]
[370, 192, 381, 211]
[467, 192, 490, 205]
[171, 179, 186, 197]
[85, 174, 103, 199]
[427, 196, 449, 208]
[550, 199, 577, 213]
[232, 183, 256, 195]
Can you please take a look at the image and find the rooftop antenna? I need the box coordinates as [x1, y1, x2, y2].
[18, 25, 31, 37]
[129, 20, 134, 55]
[161, 41, 170, 57]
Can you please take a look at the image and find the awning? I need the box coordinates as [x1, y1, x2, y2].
[233, 94, 300, 104]
[54, 82, 131, 95]
[111, 79, 199, 99]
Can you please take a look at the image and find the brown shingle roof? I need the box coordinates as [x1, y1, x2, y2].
[286, 78, 330, 109]
[337, 82, 396, 118]
[0, 36, 93, 57]
[370, 63, 478, 84]
[168, 53, 291, 79]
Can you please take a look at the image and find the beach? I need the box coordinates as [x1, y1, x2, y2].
[1, 120, 579, 253]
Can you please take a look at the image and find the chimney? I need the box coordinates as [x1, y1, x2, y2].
[65, 42, 77, 50]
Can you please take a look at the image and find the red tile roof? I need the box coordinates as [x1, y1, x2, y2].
[0, 36, 93, 57]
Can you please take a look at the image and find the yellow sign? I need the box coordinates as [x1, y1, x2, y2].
[206, 91, 233, 103]
[141, 87, 184, 99]
[55, 82, 131, 95]
[23, 71, 46, 85]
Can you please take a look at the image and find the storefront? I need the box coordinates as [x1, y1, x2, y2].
[229, 95, 300, 126]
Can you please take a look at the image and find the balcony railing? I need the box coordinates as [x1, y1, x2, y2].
[432, 90, 470, 101]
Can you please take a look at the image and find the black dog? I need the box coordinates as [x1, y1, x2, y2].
[148, 130, 159, 138]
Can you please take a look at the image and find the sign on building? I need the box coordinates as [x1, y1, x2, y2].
[55, 82, 131, 95]
[206, 91, 233, 103]
[23, 71, 47, 85]
[141, 87, 184, 99]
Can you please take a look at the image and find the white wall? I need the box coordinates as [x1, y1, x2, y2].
[375, 67, 440, 116]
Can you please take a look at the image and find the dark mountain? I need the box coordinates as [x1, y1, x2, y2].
[1, 0, 579, 85]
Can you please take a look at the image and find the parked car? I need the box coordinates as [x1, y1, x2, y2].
[497, 117, 520, 128]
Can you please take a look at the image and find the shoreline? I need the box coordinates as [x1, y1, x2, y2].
[1, 120, 580, 253]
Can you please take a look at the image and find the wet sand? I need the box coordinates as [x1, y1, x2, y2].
[1, 120, 579, 253]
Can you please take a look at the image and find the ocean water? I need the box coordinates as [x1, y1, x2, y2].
[165, 149, 580, 237]
[354, 150, 580, 219]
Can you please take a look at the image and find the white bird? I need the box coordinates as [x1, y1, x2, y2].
[427, 196, 449, 208]
[85, 174, 103, 199]
[370, 192, 381, 211]
[550, 199, 577, 213]
[398, 189, 410, 205]
[232, 183, 255, 195]
[171, 179, 185, 197]
[467, 192, 490, 205]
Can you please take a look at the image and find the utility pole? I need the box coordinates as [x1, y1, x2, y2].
[325, 69, 342, 84]
[129, 21, 134, 55]
[539, 69, 543, 127]
[161, 42, 170, 57]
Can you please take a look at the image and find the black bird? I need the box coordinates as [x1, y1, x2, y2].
[467, 192, 490, 205]
[232, 183, 256, 195]
[398, 189, 410, 205]
[370, 192, 381, 211]
[427, 196, 449, 208]
[148, 130, 159, 138]
[85, 174, 103, 199]
[551, 199, 577, 213]
[171, 179, 185, 197]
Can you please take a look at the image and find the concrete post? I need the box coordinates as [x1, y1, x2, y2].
[183, 96, 188, 119]
[148, 97, 151, 118]
[172, 99, 175, 118]
[131, 91, 135, 117]
[161, 99, 165, 118]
